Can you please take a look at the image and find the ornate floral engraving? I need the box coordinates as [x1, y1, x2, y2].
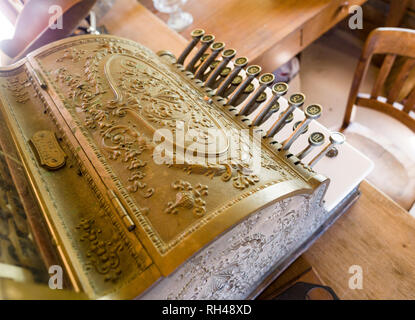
[165, 180, 209, 217]
[2, 77, 30, 104]
[77, 218, 124, 283]
[51, 40, 268, 201]
[140, 185, 328, 300]
[232, 171, 260, 190]
[56, 47, 87, 63]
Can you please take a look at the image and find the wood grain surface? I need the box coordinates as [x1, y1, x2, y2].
[100, 0, 187, 57]
[141, 0, 367, 70]
[305, 181, 415, 300]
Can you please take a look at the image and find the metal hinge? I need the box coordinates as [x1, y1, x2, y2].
[32, 69, 47, 89]
[107, 189, 136, 231]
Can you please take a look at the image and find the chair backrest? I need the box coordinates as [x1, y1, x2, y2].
[342, 27, 415, 132]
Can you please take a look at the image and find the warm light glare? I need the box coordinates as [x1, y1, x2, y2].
[0, 12, 15, 41]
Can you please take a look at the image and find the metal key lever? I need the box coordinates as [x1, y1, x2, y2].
[226, 65, 261, 106]
[266, 93, 305, 138]
[215, 56, 248, 97]
[186, 34, 215, 72]
[308, 132, 345, 168]
[177, 29, 205, 65]
[251, 82, 288, 126]
[238, 73, 275, 116]
[296, 132, 325, 160]
[282, 104, 322, 151]
[195, 42, 225, 80]
[204, 48, 236, 88]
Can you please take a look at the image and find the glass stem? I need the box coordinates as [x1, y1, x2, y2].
[170, 7, 184, 22]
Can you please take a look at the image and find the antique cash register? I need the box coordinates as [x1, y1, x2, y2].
[0, 29, 373, 299]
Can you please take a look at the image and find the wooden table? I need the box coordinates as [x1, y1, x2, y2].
[142, 0, 367, 71]
[101, 1, 415, 299]
[304, 180, 415, 300]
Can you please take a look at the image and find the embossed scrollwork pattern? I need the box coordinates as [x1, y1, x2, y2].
[49, 38, 298, 224]
[2, 77, 30, 104]
[77, 219, 124, 283]
[165, 180, 209, 217]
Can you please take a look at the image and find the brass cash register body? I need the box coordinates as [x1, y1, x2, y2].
[0, 35, 329, 299]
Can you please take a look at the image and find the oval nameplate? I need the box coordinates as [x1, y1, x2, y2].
[30, 130, 66, 170]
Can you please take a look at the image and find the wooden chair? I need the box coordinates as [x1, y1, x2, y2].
[342, 27, 415, 131]
[342, 27, 415, 212]
[385, 0, 410, 27]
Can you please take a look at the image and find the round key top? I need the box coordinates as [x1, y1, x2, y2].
[289, 93, 306, 107]
[238, 73, 274, 116]
[201, 34, 215, 43]
[177, 29, 205, 65]
[296, 132, 325, 160]
[227, 65, 261, 106]
[256, 92, 267, 103]
[215, 56, 248, 98]
[244, 83, 255, 93]
[246, 65, 262, 77]
[191, 29, 205, 38]
[232, 75, 243, 85]
[330, 132, 346, 145]
[222, 48, 236, 59]
[305, 104, 322, 119]
[211, 42, 225, 51]
[309, 132, 325, 146]
[234, 57, 249, 67]
[251, 82, 287, 127]
[259, 73, 275, 85]
[185, 34, 215, 72]
[273, 82, 289, 96]
[195, 41, 225, 79]
[309, 132, 345, 167]
[204, 48, 237, 88]
[220, 67, 231, 77]
[282, 104, 323, 151]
